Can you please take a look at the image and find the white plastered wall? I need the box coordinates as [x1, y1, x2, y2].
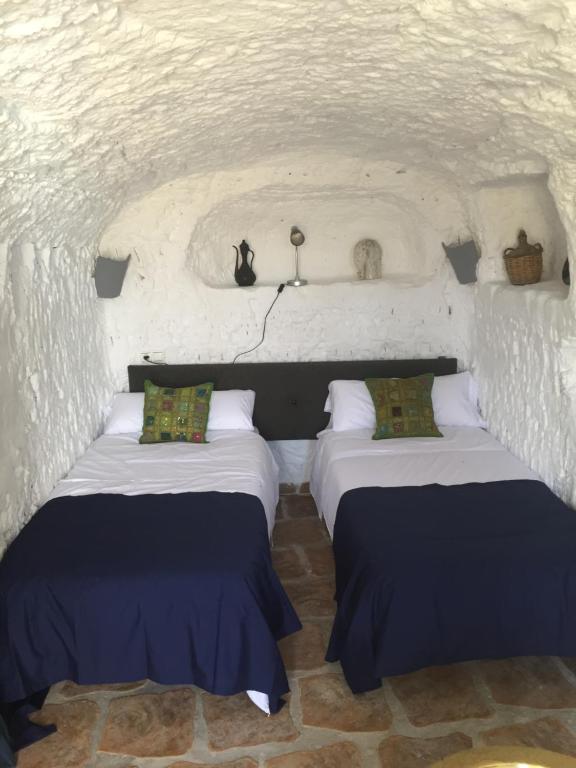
[471, 167, 576, 508]
[2, 0, 576, 542]
[100, 154, 474, 378]
[98, 154, 478, 480]
[0, 242, 114, 549]
[98, 157, 570, 483]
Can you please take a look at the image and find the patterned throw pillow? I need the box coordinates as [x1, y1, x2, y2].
[139, 379, 214, 444]
[365, 374, 442, 440]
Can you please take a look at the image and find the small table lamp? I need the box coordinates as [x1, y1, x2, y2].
[287, 226, 307, 287]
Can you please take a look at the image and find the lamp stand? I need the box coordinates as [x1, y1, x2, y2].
[287, 245, 308, 287]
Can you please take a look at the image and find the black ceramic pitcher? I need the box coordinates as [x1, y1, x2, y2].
[233, 240, 256, 286]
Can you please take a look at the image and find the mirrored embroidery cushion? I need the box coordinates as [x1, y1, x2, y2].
[139, 379, 214, 444]
[365, 373, 443, 440]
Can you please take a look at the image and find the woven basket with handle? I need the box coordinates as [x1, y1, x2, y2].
[503, 229, 542, 285]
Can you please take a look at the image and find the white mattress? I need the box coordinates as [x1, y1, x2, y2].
[50, 429, 279, 537]
[310, 427, 540, 538]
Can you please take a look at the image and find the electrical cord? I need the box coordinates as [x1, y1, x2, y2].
[232, 283, 285, 364]
[143, 355, 167, 365]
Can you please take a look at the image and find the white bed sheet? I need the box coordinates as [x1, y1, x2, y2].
[48, 428, 280, 715]
[310, 427, 540, 538]
[50, 429, 279, 537]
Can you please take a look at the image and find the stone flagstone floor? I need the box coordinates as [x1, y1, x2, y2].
[16, 488, 576, 768]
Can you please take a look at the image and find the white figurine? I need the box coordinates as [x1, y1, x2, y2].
[353, 239, 382, 280]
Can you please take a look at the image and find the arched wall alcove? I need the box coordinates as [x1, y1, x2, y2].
[471, 173, 568, 285]
[98, 154, 476, 396]
[189, 185, 452, 287]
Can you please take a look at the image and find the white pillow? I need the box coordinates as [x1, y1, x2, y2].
[104, 390, 256, 434]
[206, 389, 256, 431]
[432, 372, 486, 428]
[324, 372, 484, 431]
[104, 392, 145, 434]
[325, 380, 375, 431]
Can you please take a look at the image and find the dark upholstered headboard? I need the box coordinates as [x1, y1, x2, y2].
[128, 358, 458, 440]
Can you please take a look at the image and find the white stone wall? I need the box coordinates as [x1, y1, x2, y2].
[98, 156, 479, 482]
[2, 0, 576, 524]
[470, 175, 568, 284]
[99, 156, 476, 392]
[183, 156, 468, 287]
[473, 282, 576, 506]
[3, 0, 576, 246]
[0, 242, 113, 549]
[97, 156, 576, 484]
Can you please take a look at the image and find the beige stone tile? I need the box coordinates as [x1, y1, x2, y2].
[280, 622, 327, 671]
[284, 579, 335, 618]
[560, 657, 576, 677]
[378, 732, 473, 768]
[203, 692, 298, 751]
[480, 656, 576, 708]
[272, 547, 307, 580]
[303, 544, 334, 578]
[99, 688, 195, 757]
[265, 741, 361, 767]
[273, 518, 329, 548]
[18, 700, 100, 768]
[390, 664, 492, 727]
[280, 483, 298, 495]
[480, 716, 576, 756]
[54, 680, 145, 698]
[300, 672, 392, 731]
[169, 761, 258, 768]
[282, 495, 317, 519]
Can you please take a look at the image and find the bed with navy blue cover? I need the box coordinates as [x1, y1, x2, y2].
[0, 420, 302, 751]
[0, 491, 300, 748]
[311, 426, 576, 693]
[327, 480, 576, 692]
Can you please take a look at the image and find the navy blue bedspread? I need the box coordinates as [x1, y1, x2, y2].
[0, 492, 301, 747]
[327, 480, 576, 693]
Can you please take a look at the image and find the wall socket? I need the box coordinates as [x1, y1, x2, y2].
[141, 351, 166, 364]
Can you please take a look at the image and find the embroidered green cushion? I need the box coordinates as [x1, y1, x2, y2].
[365, 373, 442, 440]
[139, 379, 214, 444]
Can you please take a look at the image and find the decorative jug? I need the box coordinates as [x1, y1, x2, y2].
[503, 229, 542, 285]
[233, 240, 256, 286]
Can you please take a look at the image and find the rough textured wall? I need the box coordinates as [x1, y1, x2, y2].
[99, 156, 476, 393]
[100, 161, 475, 483]
[2, 0, 576, 243]
[471, 175, 568, 283]
[99, 158, 572, 483]
[474, 283, 576, 506]
[0, 243, 113, 549]
[2, 0, 576, 498]
[184, 156, 468, 287]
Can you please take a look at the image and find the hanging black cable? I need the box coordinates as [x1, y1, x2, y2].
[232, 283, 285, 364]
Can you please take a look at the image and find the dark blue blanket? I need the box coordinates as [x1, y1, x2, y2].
[327, 480, 576, 693]
[0, 493, 301, 747]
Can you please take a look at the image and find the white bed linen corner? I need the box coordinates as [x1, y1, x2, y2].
[49, 429, 279, 537]
[310, 427, 540, 539]
[48, 428, 280, 716]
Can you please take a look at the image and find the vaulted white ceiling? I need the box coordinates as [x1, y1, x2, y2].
[2, 0, 576, 242]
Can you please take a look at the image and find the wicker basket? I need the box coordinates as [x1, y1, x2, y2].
[503, 252, 542, 285]
[503, 229, 543, 285]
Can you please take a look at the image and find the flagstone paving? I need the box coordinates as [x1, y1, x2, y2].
[16, 489, 576, 767]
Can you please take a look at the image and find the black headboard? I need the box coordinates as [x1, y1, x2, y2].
[128, 358, 458, 440]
